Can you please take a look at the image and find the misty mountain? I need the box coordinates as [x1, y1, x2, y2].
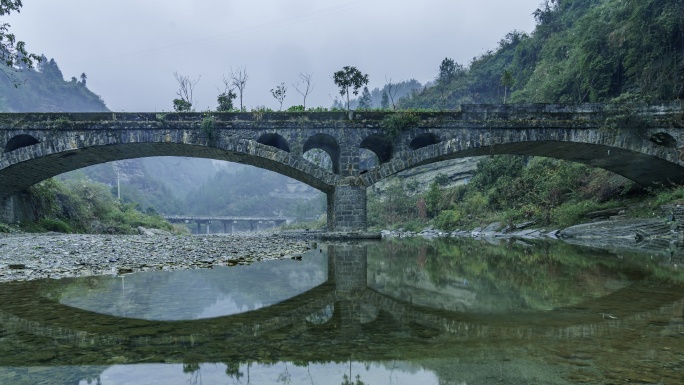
[0, 57, 108, 112]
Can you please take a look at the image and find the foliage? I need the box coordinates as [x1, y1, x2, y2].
[0, 0, 41, 76]
[287, 105, 305, 112]
[398, 0, 684, 108]
[18, 177, 176, 234]
[172, 98, 192, 112]
[332, 66, 369, 111]
[216, 89, 237, 112]
[380, 111, 420, 138]
[200, 116, 216, 142]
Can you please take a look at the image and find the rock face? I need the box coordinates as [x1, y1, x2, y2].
[559, 219, 673, 239]
[372, 157, 482, 194]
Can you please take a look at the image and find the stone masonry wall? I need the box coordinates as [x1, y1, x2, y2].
[331, 186, 367, 232]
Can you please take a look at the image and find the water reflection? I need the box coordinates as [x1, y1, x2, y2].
[0, 238, 682, 384]
[51, 256, 327, 320]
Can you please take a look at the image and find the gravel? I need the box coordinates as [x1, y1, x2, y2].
[0, 232, 318, 282]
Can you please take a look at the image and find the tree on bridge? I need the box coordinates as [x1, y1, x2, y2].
[172, 72, 200, 112]
[270, 82, 287, 111]
[292, 72, 314, 110]
[227, 66, 248, 111]
[333, 66, 369, 111]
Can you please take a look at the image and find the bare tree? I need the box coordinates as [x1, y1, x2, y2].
[227, 67, 248, 111]
[173, 72, 200, 112]
[292, 72, 314, 109]
[385, 76, 403, 111]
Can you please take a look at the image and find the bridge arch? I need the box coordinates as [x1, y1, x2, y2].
[361, 131, 684, 187]
[0, 135, 341, 201]
[4, 134, 40, 152]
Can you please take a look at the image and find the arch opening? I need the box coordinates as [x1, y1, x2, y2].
[409, 133, 440, 150]
[303, 134, 340, 174]
[5, 134, 40, 152]
[360, 134, 393, 164]
[649, 132, 677, 148]
[303, 148, 334, 172]
[257, 133, 290, 152]
[359, 148, 379, 174]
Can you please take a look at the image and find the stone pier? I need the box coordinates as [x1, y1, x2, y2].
[329, 185, 367, 232]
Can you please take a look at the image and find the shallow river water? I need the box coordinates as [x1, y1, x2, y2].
[0, 237, 682, 384]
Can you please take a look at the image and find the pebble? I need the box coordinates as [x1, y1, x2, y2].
[0, 232, 316, 282]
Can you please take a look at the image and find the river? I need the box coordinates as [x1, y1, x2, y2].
[0, 237, 682, 384]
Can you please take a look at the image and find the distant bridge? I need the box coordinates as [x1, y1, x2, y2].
[1, 102, 683, 231]
[162, 215, 292, 233]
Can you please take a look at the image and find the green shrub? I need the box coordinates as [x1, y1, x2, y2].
[0, 223, 12, 233]
[39, 218, 72, 233]
[551, 200, 604, 228]
[380, 111, 420, 138]
[434, 209, 462, 231]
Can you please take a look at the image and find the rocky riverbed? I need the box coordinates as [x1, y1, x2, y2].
[0, 232, 318, 283]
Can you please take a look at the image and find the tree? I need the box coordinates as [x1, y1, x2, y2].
[380, 91, 390, 109]
[292, 72, 314, 110]
[385, 76, 402, 110]
[501, 69, 514, 103]
[333, 66, 369, 111]
[79, 72, 87, 86]
[216, 89, 236, 112]
[438, 57, 457, 85]
[227, 67, 248, 111]
[172, 71, 200, 112]
[1, 1, 41, 76]
[271, 82, 287, 111]
[357, 86, 372, 109]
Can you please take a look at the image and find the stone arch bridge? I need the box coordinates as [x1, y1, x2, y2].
[1, 102, 683, 231]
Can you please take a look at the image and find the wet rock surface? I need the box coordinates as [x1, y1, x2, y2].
[0, 232, 317, 283]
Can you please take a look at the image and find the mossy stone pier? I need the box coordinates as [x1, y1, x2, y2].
[1, 102, 683, 232]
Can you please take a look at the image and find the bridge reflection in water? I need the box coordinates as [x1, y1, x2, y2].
[0, 239, 682, 384]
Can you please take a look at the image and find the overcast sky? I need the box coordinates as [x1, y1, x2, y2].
[8, 0, 541, 112]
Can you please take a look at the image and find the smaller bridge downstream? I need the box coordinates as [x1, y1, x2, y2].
[163, 215, 292, 233]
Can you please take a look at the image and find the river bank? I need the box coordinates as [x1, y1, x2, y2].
[0, 232, 318, 283]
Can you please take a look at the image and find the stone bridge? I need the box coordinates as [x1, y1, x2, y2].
[162, 215, 291, 233]
[1, 102, 683, 231]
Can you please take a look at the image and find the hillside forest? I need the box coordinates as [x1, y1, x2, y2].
[1, 0, 683, 233]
